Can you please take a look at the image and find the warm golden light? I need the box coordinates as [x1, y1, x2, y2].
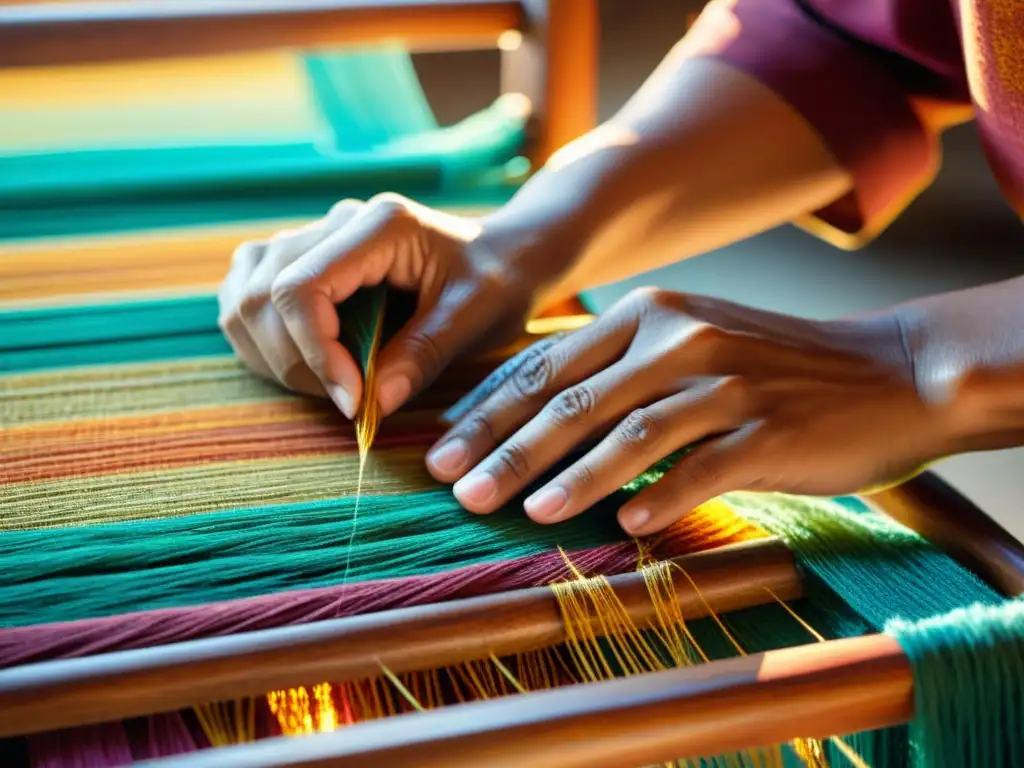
[497, 29, 522, 52]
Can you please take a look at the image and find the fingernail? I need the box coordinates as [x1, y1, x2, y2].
[326, 383, 355, 419]
[453, 472, 497, 509]
[619, 507, 650, 534]
[525, 486, 568, 521]
[379, 376, 412, 414]
[428, 438, 469, 475]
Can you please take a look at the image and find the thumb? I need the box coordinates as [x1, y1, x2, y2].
[374, 285, 503, 417]
[272, 199, 407, 418]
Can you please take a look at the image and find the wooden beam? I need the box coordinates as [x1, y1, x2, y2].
[0, 538, 799, 738]
[503, 0, 599, 166]
[0, 0, 523, 68]
[868, 472, 1024, 598]
[136, 634, 912, 768]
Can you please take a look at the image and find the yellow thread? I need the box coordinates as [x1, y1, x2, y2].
[763, 590, 871, 768]
[380, 664, 426, 712]
[342, 293, 387, 585]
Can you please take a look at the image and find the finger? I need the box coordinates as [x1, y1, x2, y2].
[448, 362, 662, 514]
[271, 201, 400, 417]
[427, 307, 639, 484]
[616, 425, 759, 536]
[239, 209, 357, 397]
[372, 282, 508, 418]
[439, 333, 566, 426]
[217, 240, 275, 380]
[522, 377, 750, 525]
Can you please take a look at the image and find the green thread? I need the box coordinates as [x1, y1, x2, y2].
[887, 599, 1024, 768]
[0, 474, 655, 627]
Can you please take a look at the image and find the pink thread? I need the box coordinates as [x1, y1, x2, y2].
[0, 542, 649, 668]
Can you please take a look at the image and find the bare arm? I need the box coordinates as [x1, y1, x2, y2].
[481, 55, 852, 303]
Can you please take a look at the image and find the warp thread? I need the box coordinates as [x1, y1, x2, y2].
[887, 598, 1024, 768]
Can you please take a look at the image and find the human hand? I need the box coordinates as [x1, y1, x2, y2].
[426, 288, 962, 535]
[217, 194, 560, 419]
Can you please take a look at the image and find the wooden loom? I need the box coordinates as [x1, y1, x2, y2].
[3, 3, 1024, 767]
[0, 469, 1023, 766]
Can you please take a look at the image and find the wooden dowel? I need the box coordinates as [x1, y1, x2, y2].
[0, 0, 523, 68]
[0, 538, 799, 738]
[137, 633, 912, 768]
[868, 472, 1024, 597]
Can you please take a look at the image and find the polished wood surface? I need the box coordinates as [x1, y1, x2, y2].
[526, 0, 599, 165]
[136, 633, 912, 768]
[0, 0, 522, 67]
[869, 472, 1024, 597]
[0, 538, 800, 738]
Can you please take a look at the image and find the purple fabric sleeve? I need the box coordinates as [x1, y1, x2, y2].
[682, 0, 945, 240]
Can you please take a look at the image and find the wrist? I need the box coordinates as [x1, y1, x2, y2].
[474, 205, 584, 306]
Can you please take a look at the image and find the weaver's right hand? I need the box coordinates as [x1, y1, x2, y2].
[217, 194, 558, 420]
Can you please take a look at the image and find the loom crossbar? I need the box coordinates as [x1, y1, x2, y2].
[0, 1, 523, 66]
[135, 634, 913, 768]
[0, 538, 800, 739]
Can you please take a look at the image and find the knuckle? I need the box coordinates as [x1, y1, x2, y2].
[624, 286, 658, 315]
[712, 374, 761, 417]
[368, 192, 411, 223]
[493, 442, 530, 480]
[237, 290, 269, 324]
[677, 454, 722, 490]
[265, 231, 300, 259]
[571, 461, 597, 489]
[511, 348, 556, 399]
[328, 198, 362, 220]
[615, 408, 661, 448]
[463, 410, 498, 444]
[217, 309, 241, 336]
[269, 274, 301, 312]
[626, 286, 681, 316]
[547, 385, 597, 425]
[669, 323, 731, 364]
[402, 332, 444, 381]
[690, 322, 728, 346]
[714, 374, 747, 400]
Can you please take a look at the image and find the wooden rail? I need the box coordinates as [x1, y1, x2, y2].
[0, 538, 800, 738]
[0, 0, 523, 68]
[869, 472, 1024, 597]
[137, 634, 913, 768]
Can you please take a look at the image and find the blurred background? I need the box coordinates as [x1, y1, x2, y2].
[414, 0, 1024, 538]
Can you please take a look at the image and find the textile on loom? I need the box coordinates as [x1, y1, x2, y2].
[1, 42, 1023, 768]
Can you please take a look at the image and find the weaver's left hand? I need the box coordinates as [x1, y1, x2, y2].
[425, 288, 962, 535]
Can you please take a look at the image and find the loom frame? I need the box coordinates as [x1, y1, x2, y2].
[141, 474, 1024, 766]
[0, 446, 1021, 765]
[5, 3, 1024, 764]
[0, 0, 598, 168]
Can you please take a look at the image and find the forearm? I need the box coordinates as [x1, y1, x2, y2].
[895, 275, 1024, 452]
[479, 54, 851, 302]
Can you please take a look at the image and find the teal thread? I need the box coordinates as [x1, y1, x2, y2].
[887, 599, 1024, 768]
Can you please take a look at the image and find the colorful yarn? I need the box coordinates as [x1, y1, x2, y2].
[887, 599, 1024, 768]
[4, 40, 1024, 768]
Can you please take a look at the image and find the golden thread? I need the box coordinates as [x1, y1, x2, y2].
[342, 293, 387, 586]
[259, 511, 868, 767]
[195, 699, 256, 746]
[380, 664, 426, 712]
